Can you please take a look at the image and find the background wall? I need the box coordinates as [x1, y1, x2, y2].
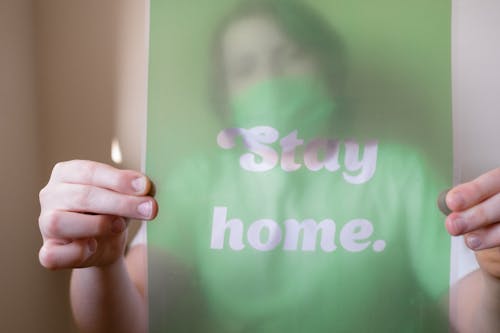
[35, 0, 118, 175]
[0, 1, 59, 332]
[453, 0, 500, 180]
[0, 0, 497, 332]
[450, 0, 500, 315]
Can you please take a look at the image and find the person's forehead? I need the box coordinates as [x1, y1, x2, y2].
[221, 15, 292, 57]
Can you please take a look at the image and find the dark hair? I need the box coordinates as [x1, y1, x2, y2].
[210, 0, 346, 118]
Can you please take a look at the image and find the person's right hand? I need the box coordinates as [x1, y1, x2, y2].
[38, 160, 158, 270]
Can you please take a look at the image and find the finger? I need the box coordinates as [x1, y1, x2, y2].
[445, 192, 500, 235]
[39, 211, 126, 239]
[446, 167, 500, 211]
[55, 183, 158, 220]
[39, 238, 96, 270]
[463, 223, 500, 251]
[50, 160, 151, 195]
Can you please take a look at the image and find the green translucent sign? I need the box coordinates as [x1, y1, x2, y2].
[146, 1, 452, 332]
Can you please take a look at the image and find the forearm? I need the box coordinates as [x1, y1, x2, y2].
[70, 256, 147, 333]
[452, 269, 500, 333]
[471, 272, 500, 332]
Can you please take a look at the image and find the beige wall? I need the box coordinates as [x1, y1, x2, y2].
[452, 0, 500, 180]
[450, 0, 500, 315]
[0, 1, 70, 332]
[35, 0, 118, 174]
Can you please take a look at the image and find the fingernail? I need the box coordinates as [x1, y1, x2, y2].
[111, 218, 126, 234]
[137, 201, 152, 218]
[447, 191, 465, 210]
[131, 177, 147, 193]
[88, 238, 97, 253]
[466, 235, 481, 250]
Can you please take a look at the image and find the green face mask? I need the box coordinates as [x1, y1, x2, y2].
[229, 77, 337, 138]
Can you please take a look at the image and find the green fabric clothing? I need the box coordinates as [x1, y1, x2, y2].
[148, 141, 450, 333]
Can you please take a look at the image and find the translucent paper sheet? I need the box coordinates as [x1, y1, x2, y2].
[145, 1, 453, 331]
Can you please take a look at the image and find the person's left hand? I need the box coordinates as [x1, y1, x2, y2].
[444, 167, 500, 278]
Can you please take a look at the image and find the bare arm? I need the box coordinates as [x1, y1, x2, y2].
[452, 269, 500, 333]
[38, 161, 157, 333]
[70, 245, 147, 333]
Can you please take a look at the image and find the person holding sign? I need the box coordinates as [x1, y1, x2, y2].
[38, 0, 500, 332]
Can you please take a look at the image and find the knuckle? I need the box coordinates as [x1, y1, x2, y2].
[115, 170, 131, 190]
[43, 211, 61, 237]
[471, 204, 489, 226]
[52, 161, 64, 174]
[118, 196, 139, 217]
[107, 168, 133, 193]
[52, 160, 99, 183]
[37, 212, 46, 232]
[78, 161, 97, 184]
[38, 186, 48, 203]
[74, 185, 94, 210]
[466, 181, 483, 199]
[39, 183, 58, 205]
[51, 161, 67, 180]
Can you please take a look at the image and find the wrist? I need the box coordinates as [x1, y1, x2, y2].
[72, 254, 128, 286]
[87, 254, 127, 274]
